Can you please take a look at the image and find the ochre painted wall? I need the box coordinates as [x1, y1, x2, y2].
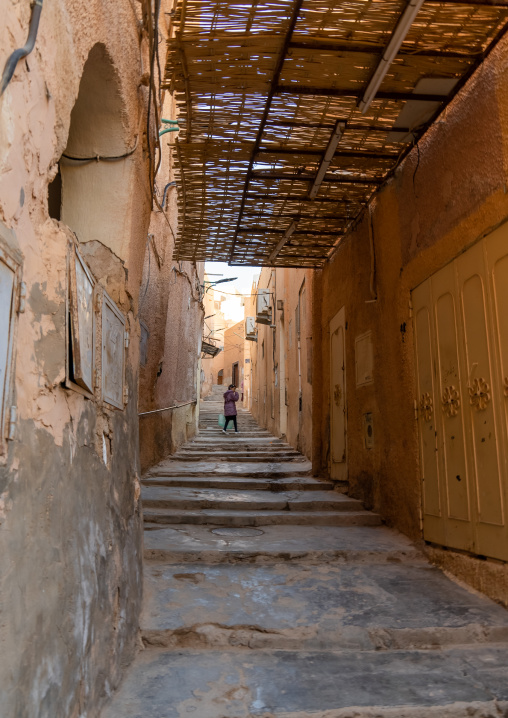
[312, 32, 508, 604]
[250, 267, 313, 455]
[0, 1, 174, 714]
[137, 93, 204, 474]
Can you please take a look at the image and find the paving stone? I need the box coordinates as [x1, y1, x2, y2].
[143, 507, 382, 527]
[147, 460, 313, 478]
[141, 487, 361, 511]
[143, 524, 422, 563]
[142, 561, 508, 633]
[100, 647, 508, 718]
[100, 404, 508, 718]
[142, 475, 335, 491]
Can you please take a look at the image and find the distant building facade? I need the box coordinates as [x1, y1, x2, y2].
[247, 33, 508, 608]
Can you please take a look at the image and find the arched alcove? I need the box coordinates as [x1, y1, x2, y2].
[57, 44, 135, 260]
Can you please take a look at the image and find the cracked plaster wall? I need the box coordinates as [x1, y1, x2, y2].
[138, 94, 205, 474]
[0, 1, 161, 715]
[312, 32, 508, 606]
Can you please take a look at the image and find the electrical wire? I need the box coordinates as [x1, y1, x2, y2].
[61, 138, 139, 163]
[206, 287, 274, 298]
[1, 0, 43, 96]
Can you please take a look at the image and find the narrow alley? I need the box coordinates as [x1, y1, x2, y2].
[102, 388, 508, 717]
[3, 0, 508, 715]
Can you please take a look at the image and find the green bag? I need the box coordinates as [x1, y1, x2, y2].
[218, 413, 226, 428]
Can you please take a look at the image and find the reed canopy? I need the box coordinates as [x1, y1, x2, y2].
[164, 0, 508, 267]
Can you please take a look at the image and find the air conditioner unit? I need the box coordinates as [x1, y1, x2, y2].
[256, 288, 272, 326]
[245, 316, 257, 341]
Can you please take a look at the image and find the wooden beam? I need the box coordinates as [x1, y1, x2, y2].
[251, 171, 382, 184]
[238, 227, 342, 236]
[243, 212, 349, 219]
[266, 120, 414, 133]
[246, 193, 364, 204]
[231, 261, 326, 268]
[276, 85, 451, 102]
[289, 39, 478, 59]
[429, 0, 508, 6]
[256, 147, 397, 159]
[228, 0, 305, 263]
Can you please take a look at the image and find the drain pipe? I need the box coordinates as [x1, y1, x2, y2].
[1, 0, 44, 96]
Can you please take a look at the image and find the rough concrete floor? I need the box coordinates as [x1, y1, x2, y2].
[101, 396, 508, 717]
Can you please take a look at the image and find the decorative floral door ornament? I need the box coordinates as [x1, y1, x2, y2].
[468, 377, 491, 411]
[442, 385, 461, 418]
[419, 392, 433, 422]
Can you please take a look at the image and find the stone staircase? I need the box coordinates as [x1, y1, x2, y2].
[142, 398, 379, 530]
[101, 397, 508, 718]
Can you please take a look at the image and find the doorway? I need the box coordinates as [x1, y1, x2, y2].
[232, 362, 239, 387]
[217, 369, 223, 385]
[330, 306, 347, 481]
[412, 229, 508, 561]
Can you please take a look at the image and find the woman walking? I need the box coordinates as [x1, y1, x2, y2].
[222, 384, 240, 433]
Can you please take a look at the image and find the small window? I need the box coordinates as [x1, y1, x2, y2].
[0, 229, 22, 455]
[102, 292, 127, 409]
[66, 243, 96, 397]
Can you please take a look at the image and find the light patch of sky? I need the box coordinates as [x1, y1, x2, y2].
[205, 261, 259, 324]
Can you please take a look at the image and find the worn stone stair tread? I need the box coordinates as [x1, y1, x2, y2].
[142, 524, 428, 564]
[182, 450, 294, 456]
[181, 444, 296, 450]
[100, 645, 508, 718]
[169, 455, 303, 463]
[142, 476, 335, 491]
[143, 507, 382, 527]
[102, 405, 508, 718]
[140, 562, 508, 649]
[187, 438, 289, 444]
[146, 460, 313, 478]
[142, 487, 361, 511]
[174, 456, 300, 462]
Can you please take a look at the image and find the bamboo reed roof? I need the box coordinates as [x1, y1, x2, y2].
[164, 0, 508, 267]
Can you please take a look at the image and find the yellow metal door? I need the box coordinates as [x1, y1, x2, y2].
[413, 228, 508, 560]
[330, 307, 347, 481]
[413, 278, 444, 545]
[432, 262, 473, 552]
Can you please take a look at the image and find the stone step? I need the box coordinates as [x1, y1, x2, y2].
[170, 453, 302, 463]
[142, 487, 359, 512]
[100, 645, 508, 718]
[140, 561, 508, 652]
[143, 524, 424, 564]
[146, 460, 313, 479]
[199, 416, 257, 420]
[183, 439, 292, 448]
[198, 434, 273, 440]
[192, 437, 282, 444]
[200, 410, 252, 414]
[198, 424, 262, 430]
[198, 428, 274, 439]
[142, 476, 337, 491]
[143, 507, 382, 527]
[179, 446, 295, 454]
[198, 430, 262, 434]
